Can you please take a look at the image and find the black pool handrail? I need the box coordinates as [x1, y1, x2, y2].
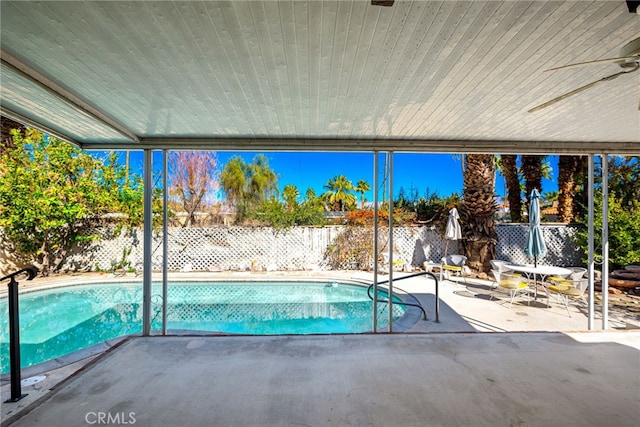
[2, 266, 38, 403]
[367, 271, 440, 323]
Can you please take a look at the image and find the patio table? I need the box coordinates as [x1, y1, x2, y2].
[504, 264, 571, 306]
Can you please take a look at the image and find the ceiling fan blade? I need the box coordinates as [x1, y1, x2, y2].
[546, 55, 639, 71]
[528, 69, 632, 113]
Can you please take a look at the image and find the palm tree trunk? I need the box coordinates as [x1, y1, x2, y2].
[521, 155, 543, 208]
[460, 154, 498, 273]
[501, 155, 522, 222]
[557, 155, 580, 223]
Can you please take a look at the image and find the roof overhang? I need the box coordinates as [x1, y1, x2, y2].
[1, 1, 639, 154]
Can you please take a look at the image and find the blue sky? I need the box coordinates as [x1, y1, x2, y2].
[100, 151, 558, 203]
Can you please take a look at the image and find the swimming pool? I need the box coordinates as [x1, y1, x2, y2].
[0, 280, 407, 373]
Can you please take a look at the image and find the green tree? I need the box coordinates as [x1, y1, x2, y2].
[1, 116, 24, 155]
[248, 154, 279, 205]
[305, 188, 316, 200]
[220, 156, 248, 220]
[253, 190, 325, 229]
[574, 156, 639, 270]
[220, 154, 279, 223]
[606, 156, 639, 206]
[575, 194, 640, 270]
[542, 191, 558, 208]
[322, 175, 356, 211]
[354, 179, 371, 209]
[282, 184, 300, 212]
[0, 130, 144, 274]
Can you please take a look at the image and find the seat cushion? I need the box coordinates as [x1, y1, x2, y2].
[500, 280, 527, 290]
[442, 265, 462, 272]
[560, 287, 583, 296]
[548, 276, 570, 283]
[549, 284, 570, 293]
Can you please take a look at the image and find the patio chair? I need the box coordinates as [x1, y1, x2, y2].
[490, 272, 530, 308]
[440, 254, 467, 284]
[548, 275, 588, 317]
[568, 267, 587, 281]
[489, 260, 516, 289]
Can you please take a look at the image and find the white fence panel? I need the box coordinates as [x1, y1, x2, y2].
[61, 224, 582, 273]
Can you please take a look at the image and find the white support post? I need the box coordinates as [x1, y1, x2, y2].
[162, 150, 169, 335]
[388, 152, 394, 332]
[587, 154, 595, 330]
[142, 149, 153, 336]
[373, 152, 379, 333]
[601, 154, 609, 329]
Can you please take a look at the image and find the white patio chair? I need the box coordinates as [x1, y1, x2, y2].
[548, 274, 588, 317]
[568, 267, 587, 281]
[440, 254, 467, 284]
[490, 272, 530, 307]
[489, 260, 516, 289]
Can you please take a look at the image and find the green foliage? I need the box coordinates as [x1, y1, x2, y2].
[574, 193, 640, 270]
[0, 130, 144, 274]
[574, 157, 640, 270]
[322, 175, 357, 211]
[604, 156, 639, 207]
[110, 247, 134, 274]
[394, 186, 459, 227]
[251, 192, 326, 229]
[220, 154, 279, 223]
[354, 179, 371, 209]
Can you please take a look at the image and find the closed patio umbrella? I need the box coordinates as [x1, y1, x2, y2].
[444, 207, 462, 257]
[525, 189, 547, 268]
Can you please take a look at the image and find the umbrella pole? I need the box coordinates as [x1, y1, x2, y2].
[444, 240, 449, 258]
[534, 255, 537, 300]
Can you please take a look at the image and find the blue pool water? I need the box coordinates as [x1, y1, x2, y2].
[0, 281, 405, 373]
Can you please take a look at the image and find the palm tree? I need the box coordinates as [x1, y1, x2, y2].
[460, 154, 498, 273]
[557, 155, 580, 223]
[354, 179, 371, 209]
[500, 154, 522, 222]
[305, 188, 316, 200]
[323, 175, 356, 211]
[542, 191, 558, 207]
[521, 155, 543, 206]
[282, 184, 300, 212]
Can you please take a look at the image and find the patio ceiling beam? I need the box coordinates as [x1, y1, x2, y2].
[0, 107, 80, 146]
[80, 138, 640, 155]
[1, 51, 140, 144]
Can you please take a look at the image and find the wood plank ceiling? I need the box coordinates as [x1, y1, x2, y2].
[1, 1, 639, 154]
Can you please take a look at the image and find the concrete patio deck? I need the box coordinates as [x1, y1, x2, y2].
[2, 272, 639, 426]
[3, 332, 639, 426]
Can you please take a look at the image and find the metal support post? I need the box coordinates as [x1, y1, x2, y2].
[388, 152, 394, 332]
[2, 267, 37, 403]
[373, 151, 379, 333]
[142, 149, 153, 336]
[601, 154, 609, 329]
[587, 154, 595, 330]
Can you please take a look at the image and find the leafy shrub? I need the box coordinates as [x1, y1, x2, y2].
[574, 194, 640, 270]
